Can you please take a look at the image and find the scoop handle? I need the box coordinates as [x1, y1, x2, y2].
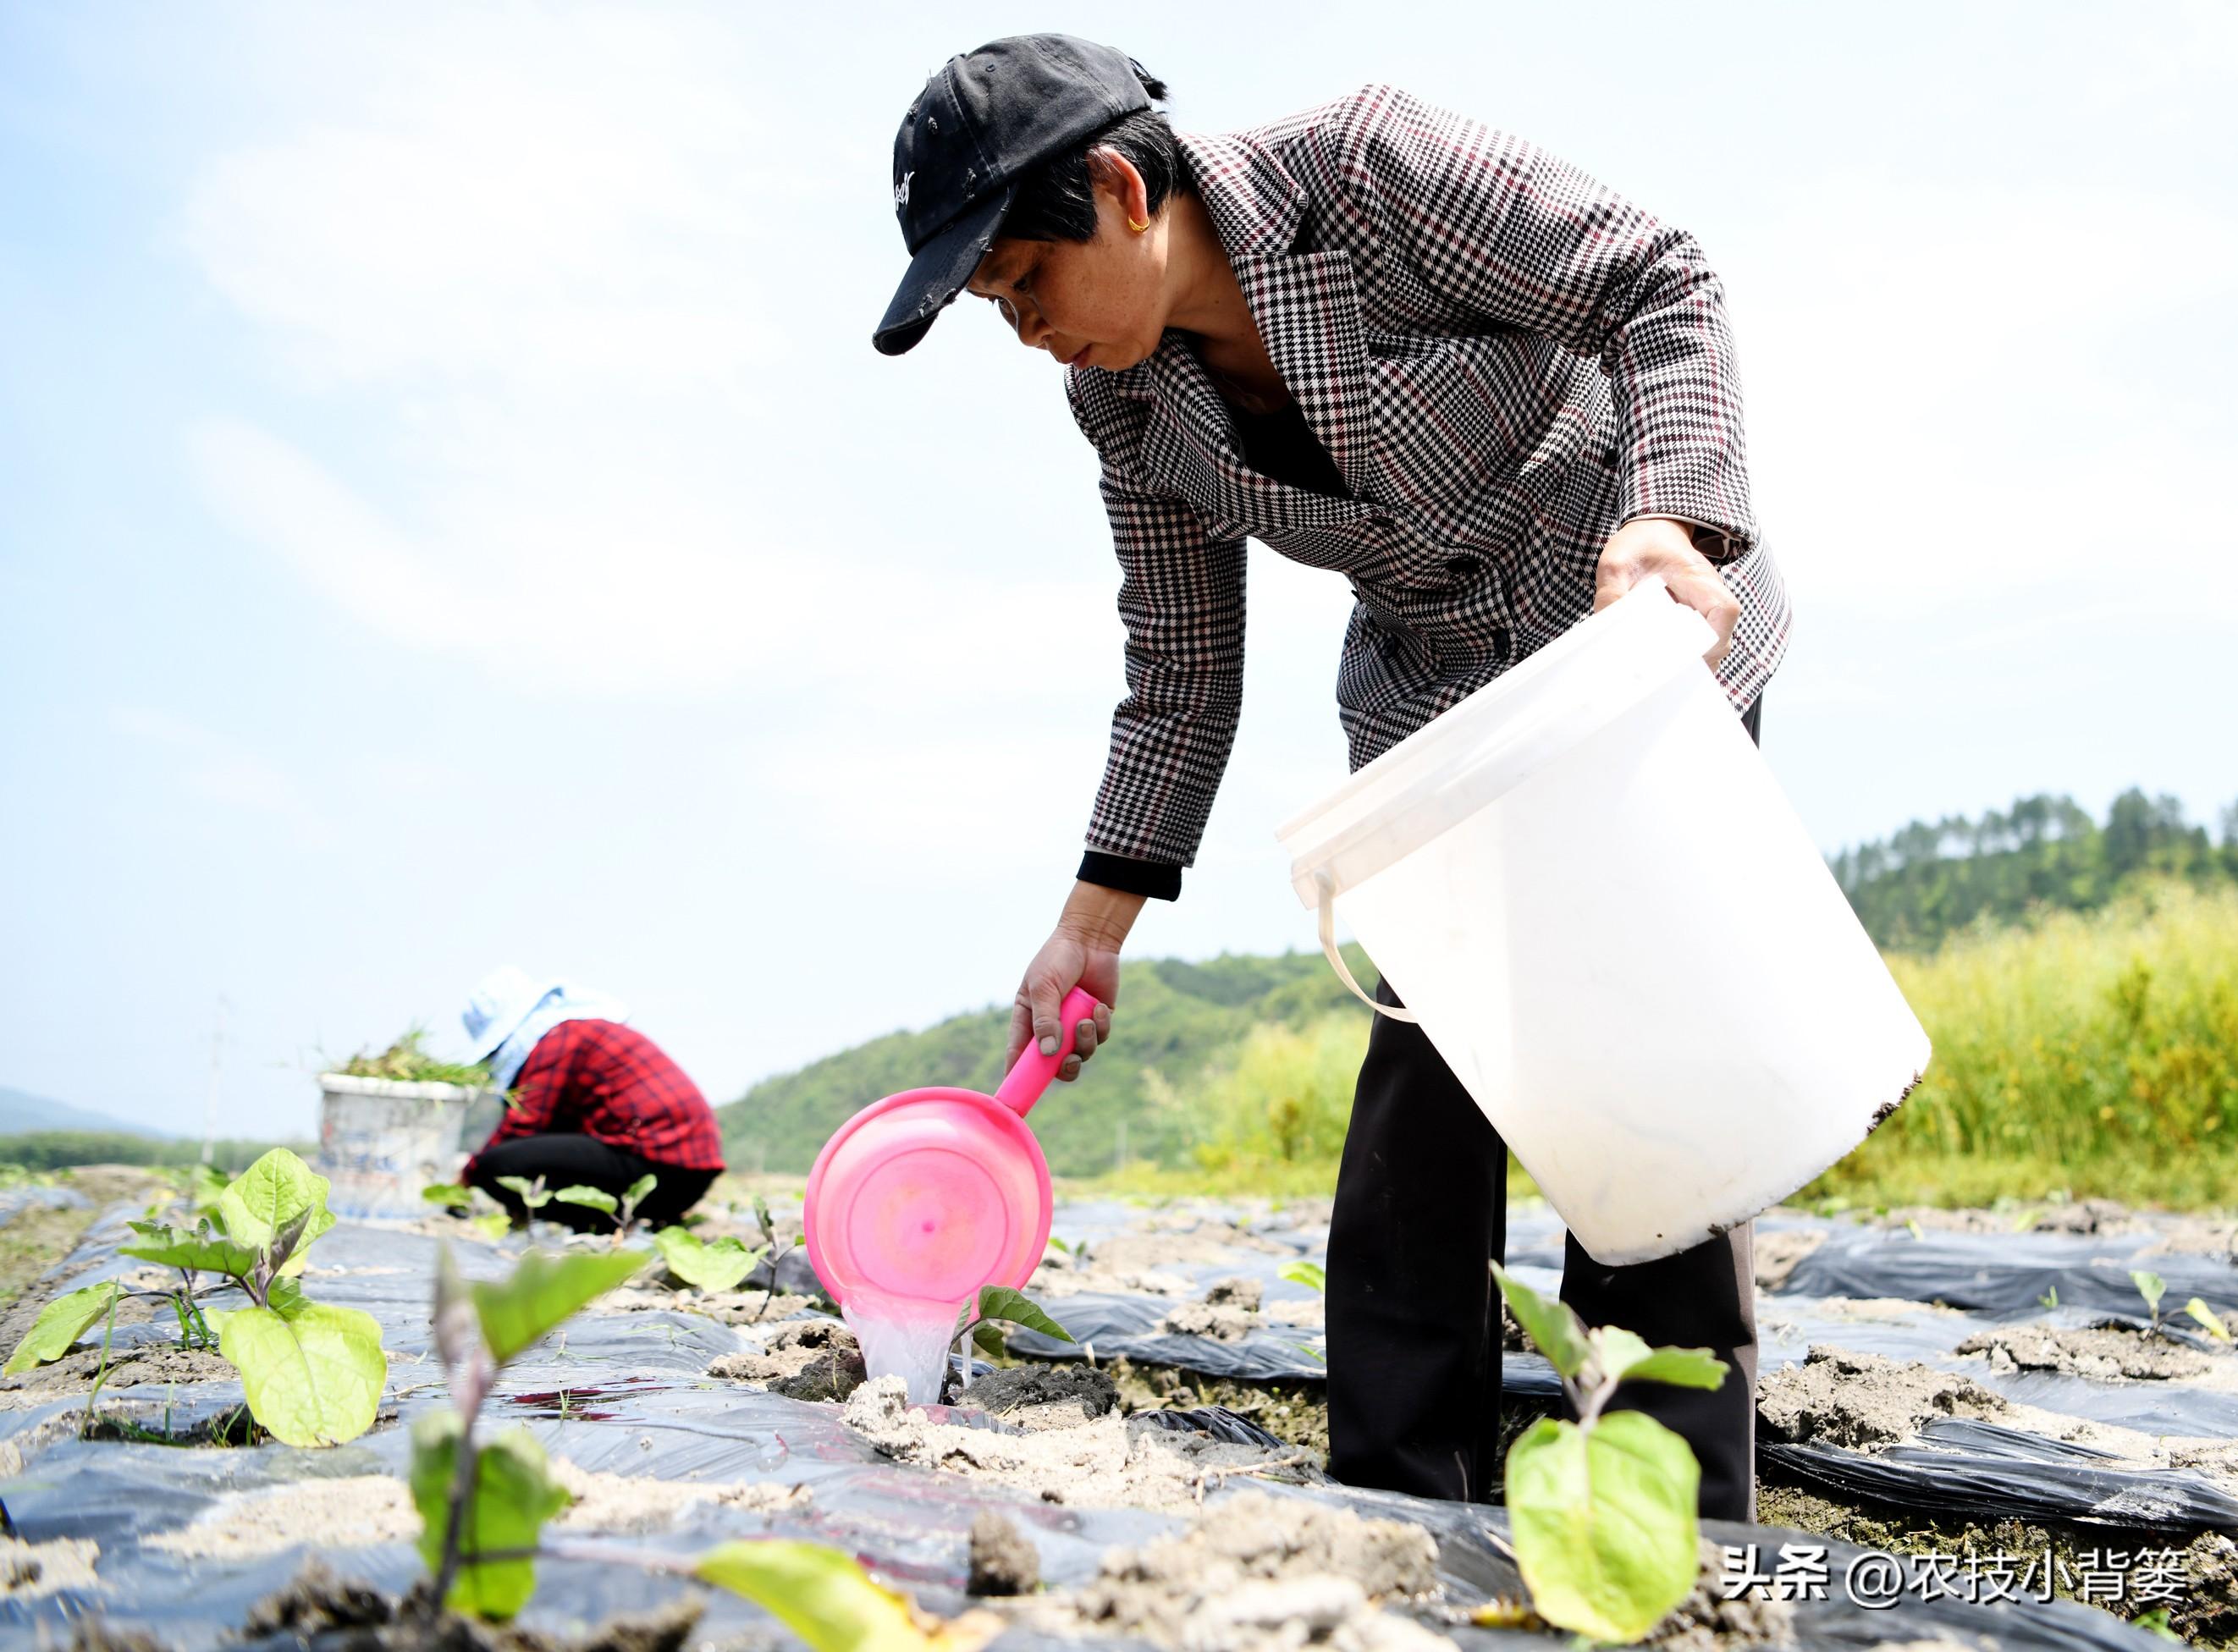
[993, 987, 1102, 1117]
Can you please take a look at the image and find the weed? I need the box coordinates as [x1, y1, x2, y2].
[332, 1026, 494, 1088]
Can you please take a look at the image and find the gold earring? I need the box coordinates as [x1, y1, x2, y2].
[1127, 214, 1150, 234]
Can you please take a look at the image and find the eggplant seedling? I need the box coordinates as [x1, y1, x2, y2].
[951, 1286, 1073, 1385]
[7, 1148, 387, 1448]
[2186, 1297, 2231, 1344]
[1489, 1262, 1728, 1644]
[552, 1173, 660, 1244]
[415, 1243, 992, 1649]
[2131, 1269, 2168, 1334]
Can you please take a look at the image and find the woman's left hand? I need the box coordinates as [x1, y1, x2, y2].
[1593, 517, 1739, 669]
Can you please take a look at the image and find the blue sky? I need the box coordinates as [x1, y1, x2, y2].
[3, 1, 2232, 1141]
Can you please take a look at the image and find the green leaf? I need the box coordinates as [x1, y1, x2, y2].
[692, 1539, 940, 1652]
[2186, 1298, 2232, 1342]
[1279, 1260, 1327, 1294]
[218, 1148, 336, 1275]
[495, 1175, 550, 1210]
[1491, 1262, 1592, 1380]
[973, 1286, 1072, 1343]
[622, 1173, 659, 1210]
[5, 1280, 122, 1374]
[471, 1248, 651, 1364]
[120, 1220, 260, 1280]
[1505, 1412, 1701, 1642]
[411, 1413, 571, 1621]
[552, 1186, 619, 1216]
[1590, 1324, 1726, 1392]
[2131, 1269, 2167, 1316]
[189, 1162, 230, 1212]
[212, 1294, 386, 1446]
[471, 1213, 513, 1242]
[653, 1226, 761, 1293]
[423, 1184, 473, 1212]
[972, 1321, 1007, 1361]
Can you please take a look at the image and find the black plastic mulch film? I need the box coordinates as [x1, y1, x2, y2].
[0, 1198, 2216, 1649]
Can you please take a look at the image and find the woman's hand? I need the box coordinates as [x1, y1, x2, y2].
[1006, 882, 1144, 1081]
[1594, 517, 1740, 668]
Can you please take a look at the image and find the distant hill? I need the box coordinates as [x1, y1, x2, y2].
[1833, 789, 2237, 950]
[719, 948, 1383, 1177]
[0, 1086, 167, 1139]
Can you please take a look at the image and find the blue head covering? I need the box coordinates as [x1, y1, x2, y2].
[461, 965, 631, 1089]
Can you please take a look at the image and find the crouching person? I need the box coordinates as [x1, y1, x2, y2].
[458, 966, 725, 1231]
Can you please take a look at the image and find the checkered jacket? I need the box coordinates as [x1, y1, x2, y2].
[1067, 84, 1793, 867]
[466, 1019, 725, 1175]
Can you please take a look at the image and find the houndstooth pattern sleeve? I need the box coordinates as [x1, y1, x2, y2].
[1327, 85, 1756, 546]
[1071, 382, 1249, 867]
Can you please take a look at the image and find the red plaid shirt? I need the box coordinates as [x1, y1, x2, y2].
[468, 1019, 725, 1174]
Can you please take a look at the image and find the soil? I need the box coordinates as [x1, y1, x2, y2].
[842, 1374, 1321, 1512]
[1000, 1488, 1445, 1652]
[1161, 1300, 1259, 1342]
[1756, 1478, 2238, 1645]
[0, 1341, 234, 1407]
[966, 1510, 1040, 1596]
[706, 1318, 865, 1401]
[1955, 1323, 2221, 1381]
[1106, 1359, 1331, 1463]
[549, 1457, 812, 1532]
[143, 1458, 814, 1561]
[1751, 1228, 1827, 1291]
[147, 1474, 416, 1559]
[0, 1534, 102, 1599]
[1641, 1537, 1797, 1651]
[957, 1361, 1117, 1431]
[230, 1560, 708, 1652]
[1756, 1346, 2013, 1450]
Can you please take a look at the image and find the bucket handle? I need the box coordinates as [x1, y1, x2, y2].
[1315, 872, 1418, 1023]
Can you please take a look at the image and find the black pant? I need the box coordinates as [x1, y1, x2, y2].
[468, 1135, 718, 1233]
[1325, 695, 1763, 1522]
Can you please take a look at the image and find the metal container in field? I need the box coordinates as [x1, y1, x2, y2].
[316, 1073, 497, 1219]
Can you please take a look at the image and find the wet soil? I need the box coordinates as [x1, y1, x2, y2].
[225, 1560, 709, 1652]
[1107, 1357, 1331, 1462]
[956, 1361, 1117, 1431]
[705, 1318, 865, 1402]
[1000, 1488, 1445, 1652]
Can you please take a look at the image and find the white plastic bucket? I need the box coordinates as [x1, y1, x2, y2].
[316, 1074, 489, 1220]
[1276, 577, 1931, 1265]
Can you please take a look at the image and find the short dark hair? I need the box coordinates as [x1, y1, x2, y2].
[1001, 65, 1186, 242]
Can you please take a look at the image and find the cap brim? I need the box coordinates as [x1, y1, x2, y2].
[872, 183, 1015, 356]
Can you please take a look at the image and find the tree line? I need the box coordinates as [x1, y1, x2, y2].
[1831, 789, 2238, 950]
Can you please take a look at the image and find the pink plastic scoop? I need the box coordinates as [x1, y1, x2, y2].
[803, 987, 1098, 1313]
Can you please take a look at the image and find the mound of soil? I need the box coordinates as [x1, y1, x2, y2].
[233, 1560, 707, 1652]
[1752, 1228, 1827, 1291]
[706, 1319, 865, 1402]
[1757, 1346, 2010, 1450]
[0, 1534, 101, 1599]
[1108, 1359, 1331, 1462]
[1955, 1323, 2217, 1381]
[843, 1374, 1320, 1512]
[0, 1343, 234, 1407]
[1642, 1537, 1796, 1651]
[958, 1362, 1117, 1431]
[966, 1510, 1040, 1597]
[1007, 1489, 1442, 1652]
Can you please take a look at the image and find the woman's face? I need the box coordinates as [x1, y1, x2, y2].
[965, 151, 1166, 372]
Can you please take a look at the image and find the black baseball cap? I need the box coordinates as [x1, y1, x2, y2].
[873, 35, 1153, 356]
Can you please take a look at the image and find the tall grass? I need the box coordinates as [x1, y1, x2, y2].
[1083, 879, 2238, 1213]
[1804, 879, 2238, 1209]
